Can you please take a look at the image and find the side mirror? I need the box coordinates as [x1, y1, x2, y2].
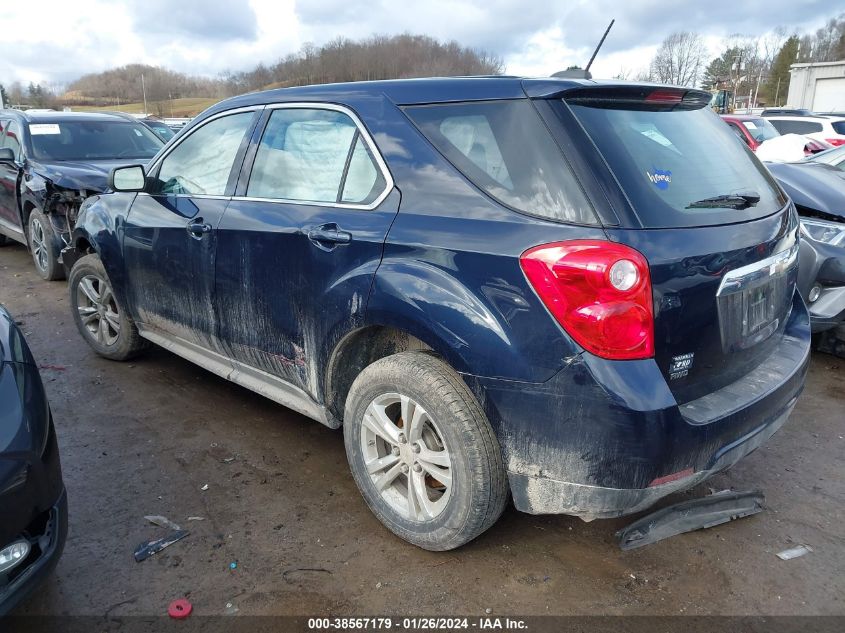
[109, 165, 147, 192]
[0, 148, 15, 162]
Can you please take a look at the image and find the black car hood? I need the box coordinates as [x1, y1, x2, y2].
[766, 161, 845, 222]
[29, 158, 145, 193]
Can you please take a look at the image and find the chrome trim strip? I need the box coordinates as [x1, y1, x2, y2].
[136, 324, 336, 429]
[717, 232, 799, 297]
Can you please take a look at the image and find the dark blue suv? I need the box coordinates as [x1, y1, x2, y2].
[63, 77, 810, 550]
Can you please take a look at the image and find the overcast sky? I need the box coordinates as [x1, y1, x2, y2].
[0, 0, 837, 89]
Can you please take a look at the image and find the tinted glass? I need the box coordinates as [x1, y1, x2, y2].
[769, 119, 823, 135]
[832, 120, 845, 135]
[145, 121, 175, 142]
[341, 135, 386, 204]
[404, 100, 596, 224]
[29, 120, 162, 161]
[157, 112, 254, 196]
[567, 103, 786, 228]
[248, 109, 370, 203]
[727, 123, 750, 144]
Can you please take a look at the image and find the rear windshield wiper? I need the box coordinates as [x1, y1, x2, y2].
[686, 191, 760, 209]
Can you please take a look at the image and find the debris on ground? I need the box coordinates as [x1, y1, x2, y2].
[616, 489, 765, 550]
[168, 598, 193, 619]
[144, 515, 182, 531]
[187, 516, 205, 521]
[222, 456, 237, 464]
[201, 484, 209, 491]
[38, 364, 66, 371]
[777, 545, 813, 560]
[134, 530, 190, 562]
[224, 601, 239, 615]
[230, 561, 238, 570]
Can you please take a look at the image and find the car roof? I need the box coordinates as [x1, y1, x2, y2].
[0, 109, 135, 123]
[764, 114, 843, 122]
[196, 76, 709, 121]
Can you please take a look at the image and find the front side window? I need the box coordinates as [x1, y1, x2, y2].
[156, 112, 255, 196]
[247, 108, 385, 205]
[404, 100, 597, 224]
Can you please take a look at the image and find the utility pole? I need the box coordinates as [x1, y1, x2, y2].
[141, 73, 148, 115]
[774, 76, 781, 106]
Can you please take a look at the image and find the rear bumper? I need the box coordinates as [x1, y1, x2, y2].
[473, 292, 810, 519]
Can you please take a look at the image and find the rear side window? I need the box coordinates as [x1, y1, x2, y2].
[770, 119, 823, 135]
[247, 108, 386, 206]
[566, 101, 787, 228]
[832, 120, 845, 135]
[404, 100, 597, 225]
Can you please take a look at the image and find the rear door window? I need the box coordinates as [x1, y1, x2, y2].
[566, 99, 786, 228]
[832, 120, 845, 135]
[246, 108, 386, 205]
[404, 100, 597, 225]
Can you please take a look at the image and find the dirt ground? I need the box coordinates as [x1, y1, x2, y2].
[1, 242, 843, 618]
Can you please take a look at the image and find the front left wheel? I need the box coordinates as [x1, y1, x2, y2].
[28, 209, 65, 281]
[69, 254, 148, 360]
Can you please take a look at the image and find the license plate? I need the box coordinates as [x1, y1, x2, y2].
[744, 286, 773, 335]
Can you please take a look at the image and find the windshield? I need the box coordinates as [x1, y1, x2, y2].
[742, 118, 780, 143]
[566, 102, 787, 228]
[29, 120, 163, 161]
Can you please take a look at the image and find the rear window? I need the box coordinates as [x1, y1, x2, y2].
[404, 100, 597, 225]
[566, 102, 787, 228]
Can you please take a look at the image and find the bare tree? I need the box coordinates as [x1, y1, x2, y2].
[649, 32, 707, 87]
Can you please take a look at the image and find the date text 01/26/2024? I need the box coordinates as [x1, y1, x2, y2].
[307, 617, 528, 630]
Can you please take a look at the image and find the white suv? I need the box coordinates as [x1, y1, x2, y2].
[764, 115, 845, 147]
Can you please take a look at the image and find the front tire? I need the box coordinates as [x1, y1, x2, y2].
[344, 351, 508, 550]
[28, 209, 65, 281]
[69, 254, 147, 360]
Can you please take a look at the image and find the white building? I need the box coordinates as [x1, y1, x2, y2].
[787, 60, 845, 111]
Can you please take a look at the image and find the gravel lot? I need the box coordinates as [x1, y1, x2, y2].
[2, 242, 843, 617]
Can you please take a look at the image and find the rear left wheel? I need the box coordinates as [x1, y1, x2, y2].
[344, 351, 508, 551]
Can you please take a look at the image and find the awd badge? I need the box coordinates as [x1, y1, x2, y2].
[669, 353, 694, 380]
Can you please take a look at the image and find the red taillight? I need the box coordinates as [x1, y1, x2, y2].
[825, 138, 845, 147]
[520, 240, 654, 360]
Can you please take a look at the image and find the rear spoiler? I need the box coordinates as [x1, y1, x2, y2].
[524, 82, 712, 111]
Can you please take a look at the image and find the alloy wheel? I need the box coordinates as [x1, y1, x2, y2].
[360, 393, 453, 522]
[76, 274, 121, 346]
[30, 216, 47, 272]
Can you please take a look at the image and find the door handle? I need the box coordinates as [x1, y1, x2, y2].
[307, 224, 352, 247]
[187, 218, 212, 239]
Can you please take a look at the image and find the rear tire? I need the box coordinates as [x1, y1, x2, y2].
[0, 234, 11, 247]
[344, 351, 508, 550]
[69, 254, 147, 361]
[28, 209, 65, 281]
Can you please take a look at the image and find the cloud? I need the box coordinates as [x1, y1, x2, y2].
[124, 0, 259, 42]
[0, 0, 837, 88]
